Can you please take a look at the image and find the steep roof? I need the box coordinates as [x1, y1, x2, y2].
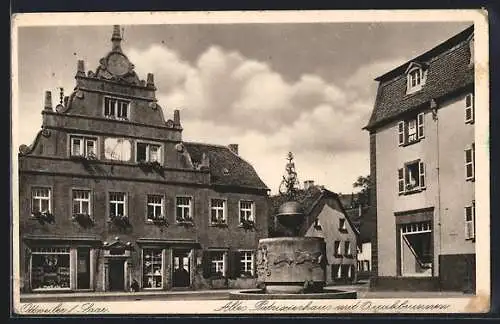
[365, 25, 474, 131]
[184, 142, 269, 191]
[269, 185, 359, 237]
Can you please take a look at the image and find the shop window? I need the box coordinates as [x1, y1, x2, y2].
[31, 247, 70, 290]
[400, 222, 433, 277]
[142, 248, 163, 289]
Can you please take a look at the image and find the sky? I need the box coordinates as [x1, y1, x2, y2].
[15, 21, 472, 195]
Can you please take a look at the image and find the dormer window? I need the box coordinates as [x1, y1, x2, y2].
[406, 63, 427, 94]
[104, 97, 129, 120]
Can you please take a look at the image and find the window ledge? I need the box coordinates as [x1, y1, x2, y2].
[400, 187, 425, 196]
[210, 223, 228, 228]
[465, 120, 475, 125]
[465, 238, 476, 242]
[466, 178, 475, 182]
[400, 138, 423, 147]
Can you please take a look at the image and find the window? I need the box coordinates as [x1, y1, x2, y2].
[31, 247, 70, 290]
[31, 187, 51, 214]
[176, 196, 192, 222]
[210, 251, 226, 277]
[70, 136, 97, 158]
[398, 161, 425, 194]
[72, 190, 91, 215]
[465, 203, 476, 240]
[240, 251, 254, 277]
[406, 66, 426, 94]
[210, 199, 226, 224]
[344, 241, 352, 257]
[147, 195, 164, 221]
[400, 221, 433, 276]
[465, 144, 475, 181]
[465, 93, 474, 124]
[334, 240, 342, 257]
[339, 218, 347, 231]
[142, 248, 163, 289]
[109, 192, 127, 218]
[104, 97, 129, 120]
[239, 201, 254, 224]
[398, 113, 424, 146]
[136, 142, 162, 164]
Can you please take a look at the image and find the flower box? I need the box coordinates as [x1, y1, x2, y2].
[32, 211, 55, 224]
[72, 213, 95, 226]
[240, 219, 255, 230]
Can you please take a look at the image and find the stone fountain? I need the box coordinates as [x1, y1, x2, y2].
[230, 153, 356, 300]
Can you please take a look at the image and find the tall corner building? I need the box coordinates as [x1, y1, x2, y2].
[364, 25, 475, 291]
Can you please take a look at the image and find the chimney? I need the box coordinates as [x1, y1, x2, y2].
[228, 144, 239, 156]
[146, 73, 155, 88]
[173, 109, 181, 126]
[77, 60, 85, 77]
[44, 91, 53, 111]
[303, 180, 315, 190]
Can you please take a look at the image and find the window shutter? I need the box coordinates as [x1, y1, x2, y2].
[417, 112, 425, 139]
[465, 94, 474, 123]
[472, 202, 476, 239]
[202, 251, 211, 279]
[228, 250, 241, 279]
[398, 168, 405, 194]
[398, 121, 405, 146]
[419, 162, 426, 189]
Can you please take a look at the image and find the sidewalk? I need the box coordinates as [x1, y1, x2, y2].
[20, 283, 474, 302]
[20, 289, 239, 302]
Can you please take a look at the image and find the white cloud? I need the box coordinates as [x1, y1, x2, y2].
[129, 43, 376, 192]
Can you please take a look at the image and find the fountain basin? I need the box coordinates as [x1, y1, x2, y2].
[256, 237, 326, 294]
[229, 288, 357, 300]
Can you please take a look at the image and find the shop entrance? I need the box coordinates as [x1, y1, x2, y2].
[108, 259, 125, 291]
[172, 249, 191, 288]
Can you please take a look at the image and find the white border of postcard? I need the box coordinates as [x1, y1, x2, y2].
[11, 9, 490, 314]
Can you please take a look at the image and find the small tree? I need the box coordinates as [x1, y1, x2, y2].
[353, 175, 371, 206]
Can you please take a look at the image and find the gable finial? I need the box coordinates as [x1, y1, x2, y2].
[111, 25, 122, 52]
[278, 152, 300, 199]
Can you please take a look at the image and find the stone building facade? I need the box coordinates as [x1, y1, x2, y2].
[18, 25, 269, 293]
[364, 25, 475, 291]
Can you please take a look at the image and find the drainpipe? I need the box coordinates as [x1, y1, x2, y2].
[431, 99, 442, 283]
